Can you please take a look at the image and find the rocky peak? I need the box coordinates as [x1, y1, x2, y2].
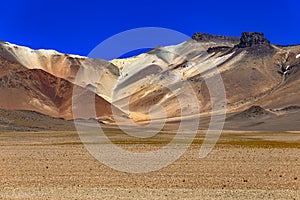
[192, 32, 240, 44]
[237, 32, 270, 48]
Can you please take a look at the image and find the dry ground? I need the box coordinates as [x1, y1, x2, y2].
[0, 130, 299, 199]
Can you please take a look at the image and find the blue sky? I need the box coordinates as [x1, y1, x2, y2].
[1, 0, 299, 57]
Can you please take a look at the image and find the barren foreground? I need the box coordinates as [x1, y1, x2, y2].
[0, 130, 299, 199]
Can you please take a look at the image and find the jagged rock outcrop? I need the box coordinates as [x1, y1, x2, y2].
[192, 32, 240, 44]
[237, 32, 270, 48]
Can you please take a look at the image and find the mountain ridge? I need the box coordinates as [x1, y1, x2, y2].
[0, 32, 300, 130]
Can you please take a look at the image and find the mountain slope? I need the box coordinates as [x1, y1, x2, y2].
[0, 32, 300, 130]
[111, 32, 300, 122]
[0, 68, 124, 120]
[0, 40, 119, 101]
[0, 108, 75, 131]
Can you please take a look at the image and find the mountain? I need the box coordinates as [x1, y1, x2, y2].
[0, 68, 125, 120]
[0, 32, 300, 130]
[0, 42, 126, 121]
[112, 32, 300, 118]
[0, 40, 119, 101]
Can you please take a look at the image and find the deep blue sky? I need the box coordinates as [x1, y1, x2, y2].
[1, 0, 299, 57]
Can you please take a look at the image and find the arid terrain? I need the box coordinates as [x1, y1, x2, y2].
[0, 32, 300, 199]
[0, 130, 299, 199]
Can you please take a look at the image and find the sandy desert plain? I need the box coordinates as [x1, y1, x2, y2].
[0, 127, 299, 199]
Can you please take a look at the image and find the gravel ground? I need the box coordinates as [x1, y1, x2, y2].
[1, 187, 299, 200]
[0, 131, 299, 199]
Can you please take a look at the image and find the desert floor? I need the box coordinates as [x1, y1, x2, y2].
[0, 130, 299, 199]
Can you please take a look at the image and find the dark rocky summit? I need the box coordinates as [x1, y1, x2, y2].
[237, 32, 270, 48]
[192, 32, 240, 44]
[192, 32, 271, 49]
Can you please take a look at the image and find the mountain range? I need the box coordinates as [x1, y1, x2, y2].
[0, 32, 299, 131]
